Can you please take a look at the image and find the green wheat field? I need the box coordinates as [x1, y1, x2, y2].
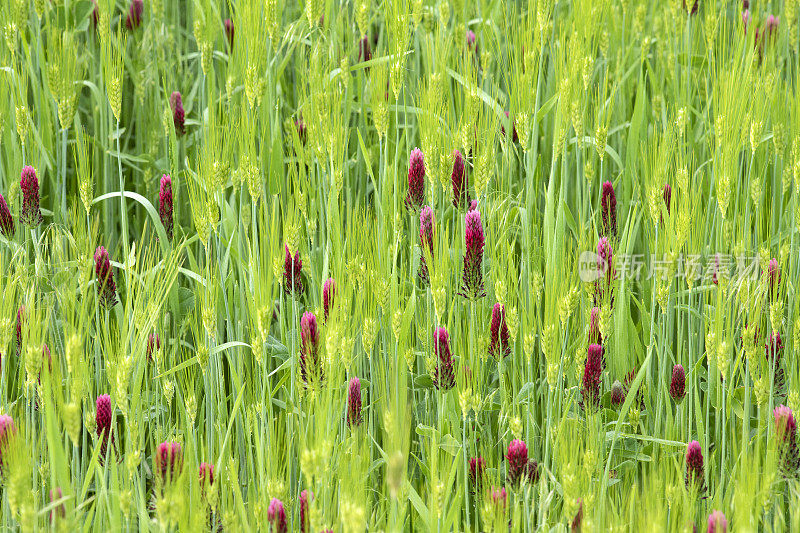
[0, 0, 799, 531]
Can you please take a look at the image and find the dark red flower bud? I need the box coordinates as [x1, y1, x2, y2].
[15, 306, 24, 351]
[299, 490, 312, 533]
[685, 440, 704, 488]
[199, 461, 214, 489]
[433, 327, 455, 391]
[0, 193, 14, 238]
[670, 364, 686, 403]
[283, 246, 304, 298]
[404, 148, 426, 210]
[506, 439, 528, 485]
[707, 511, 727, 533]
[224, 19, 234, 50]
[96, 394, 113, 457]
[451, 150, 468, 208]
[663, 183, 672, 216]
[359, 35, 372, 62]
[155, 441, 183, 482]
[300, 312, 321, 384]
[582, 344, 604, 407]
[322, 278, 335, 322]
[125, 0, 143, 30]
[418, 206, 435, 284]
[347, 377, 363, 427]
[267, 498, 288, 533]
[460, 210, 485, 299]
[159, 174, 174, 241]
[466, 30, 478, 54]
[501, 111, 518, 142]
[94, 246, 118, 308]
[20, 166, 43, 226]
[147, 332, 160, 362]
[600, 181, 617, 237]
[469, 456, 485, 489]
[170, 92, 185, 136]
[489, 303, 511, 358]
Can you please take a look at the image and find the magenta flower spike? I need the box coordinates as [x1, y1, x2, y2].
[322, 278, 335, 322]
[170, 92, 185, 136]
[199, 462, 214, 491]
[283, 246, 304, 298]
[224, 18, 234, 50]
[0, 193, 14, 238]
[418, 205, 435, 284]
[600, 181, 616, 237]
[267, 498, 288, 533]
[685, 440, 704, 489]
[460, 209, 485, 299]
[299, 490, 312, 533]
[300, 312, 321, 384]
[670, 364, 686, 404]
[125, 0, 143, 30]
[707, 511, 728, 533]
[96, 394, 113, 457]
[155, 441, 183, 483]
[506, 439, 528, 485]
[582, 344, 604, 407]
[469, 457, 485, 489]
[159, 174, 174, 241]
[94, 246, 118, 308]
[433, 327, 455, 391]
[20, 166, 43, 227]
[146, 332, 160, 362]
[347, 377, 363, 427]
[451, 149, 468, 208]
[489, 303, 511, 358]
[404, 148, 426, 210]
[0, 414, 17, 468]
[774, 405, 799, 474]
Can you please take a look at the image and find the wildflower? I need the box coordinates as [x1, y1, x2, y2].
[468, 199, 478, 212]
[155, 441, 183, 483]
[405, 148, 425, 210]
[588, 306, 601, 345]
[94, 246, 118, 308]
[610, 380, 625, 408]
[295, 116, 307, 145]
[300, 312, 320, 384]
[594, 237, 614, 306]
[283, 246, 304, 298]
[670, 364, 686, 404]
[582, 344, 604, 407]
[433, 327, 455, 391]
[170, 92, 185, 136]
[347, 377, 362, 427]
[707, 511, 728, 533]
[685, 440, 704, 489]
[359, 35, 372, 62]
[0, 414, 16, 468]
[16, 306, 24, 351]
[600, 181, 617, 237]
[96, 394, 113, 456]
[571, 498, 583, 532]
[774, 405, 798, 474]
[224, 18, 234, 50]
[49, 487, 65, 523]
[506, 439, 528, 485]
[0, 193, 14, 238]
[125, 0, 143, 30]
[460, 210, 485, 299]
[20, 166, 43, 226]
[451, 149, 468, 208]
[418, 206, 435, 284]
[199, 462, 214, 490]
[489, 303, 511, 358]
[469, 457, 486, 490]
[159, 174, 174, 241]
[299, 490, 312, 533]
[267, 498, 288, 533]
[466, 30, 478, 55]
[322, 278, 335, 321]
[146, 333, 160, 362]
[663, 183, 672, 215]
[766, 258, 781, 298]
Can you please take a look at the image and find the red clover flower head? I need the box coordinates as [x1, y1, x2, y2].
[170, 92, 185, 136]
[224, 19, 234, 50]
[300, 490, 313, 533]
[155, 441, 183, 482]
[469, 457, 486, 489]
[433, 327, 455, 391]
[405, 148, 426, 210]
[159, 174, 174, 241]
[146, 332, 160, 362]
[489, 303, 511, 358]
[300, 312, 321, 384]
[20, 166, 43, 227]
[125, 0, 143, 30]
[707, 511, 728, 533]
[283, 246, 304, 298]
[347, 377, 363, 427]
[685, 440, 704, 488]
[451, 149, 468, 208]
[0, 193, 14, 238]
[94, 246, 118, 308]
[670, 364, 686, 403]
[506, 439, 528, 485]
[418, 206, 435, 284]
[199, 462, 214, 490]
[582, 344, 604, 407]
[600, 181, 617, 237]
[322, 278, 335, 322]
[460, 209, 485, 299]
[267, 498, 288, 533]
[0, 414, 17, 468]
